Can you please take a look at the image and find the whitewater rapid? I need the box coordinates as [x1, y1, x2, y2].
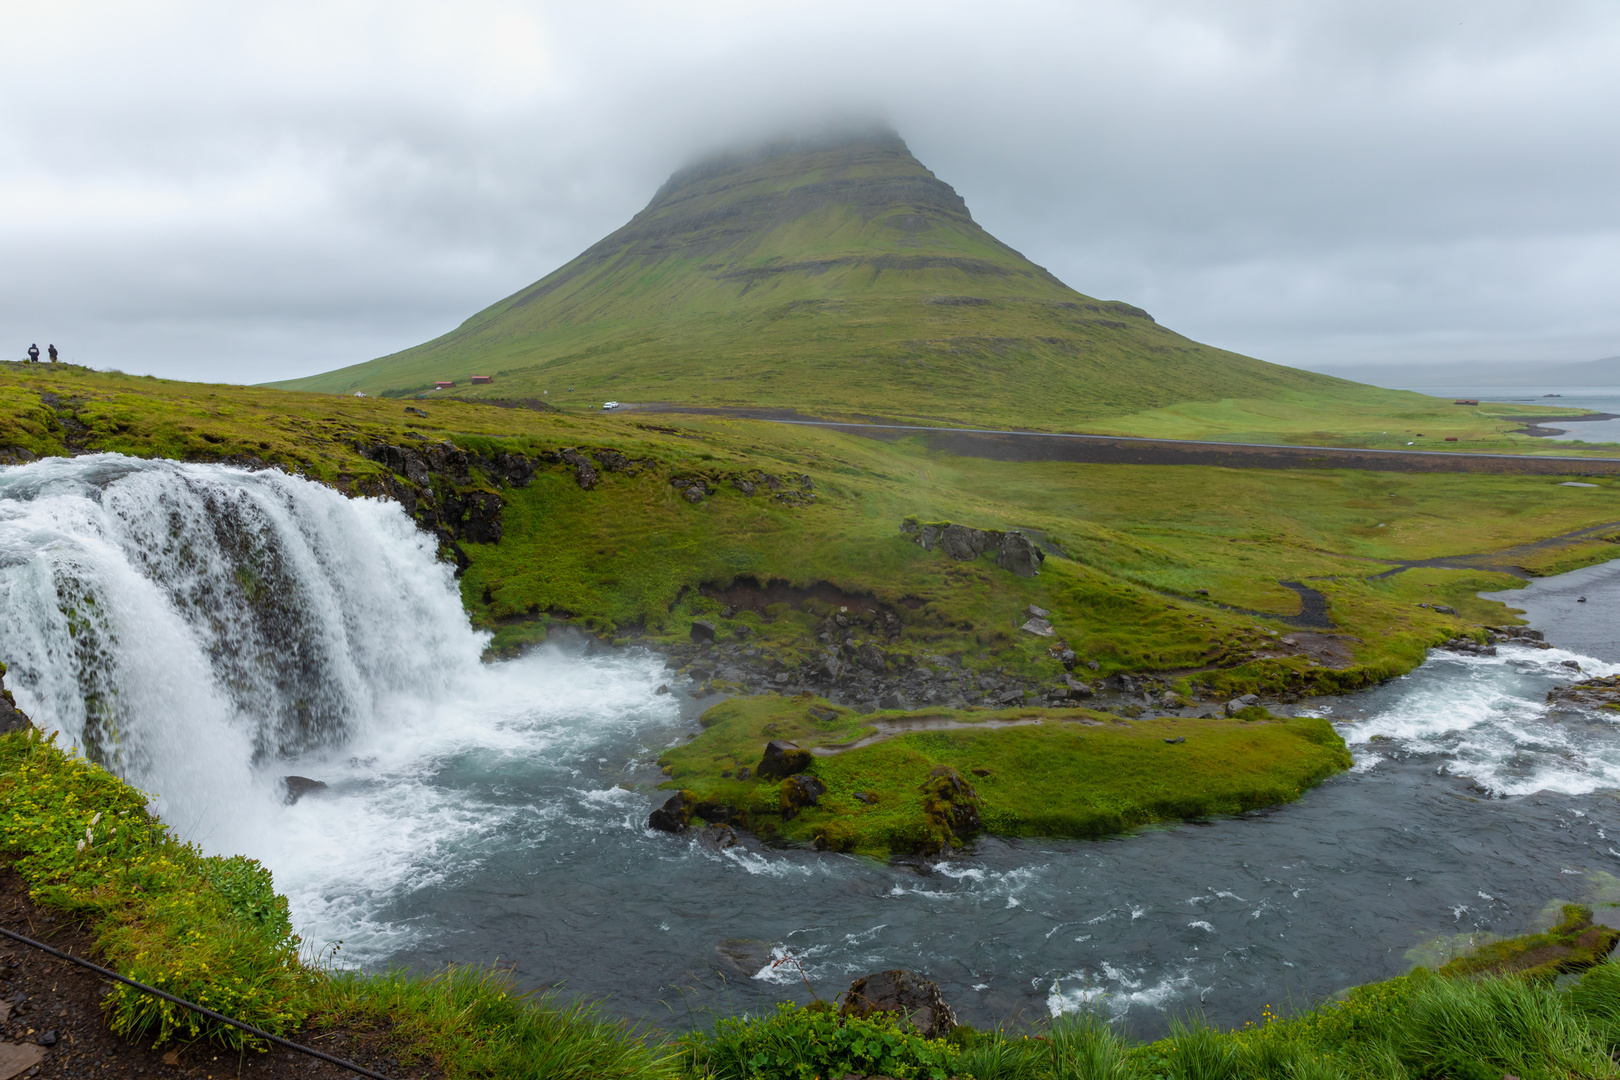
[4, 453, 1620, 1037]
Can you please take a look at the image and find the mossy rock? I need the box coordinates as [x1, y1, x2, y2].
[1439, 904, 1620, 981]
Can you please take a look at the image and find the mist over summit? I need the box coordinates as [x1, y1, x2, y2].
[275, 128, 1353, 427]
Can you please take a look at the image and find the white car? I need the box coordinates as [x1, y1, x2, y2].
[602, 401, 620, 410]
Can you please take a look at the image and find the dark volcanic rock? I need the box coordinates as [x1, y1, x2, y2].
[0, 676, 31, 735]
[855, 643, 888, 672]
[560, 448, 598, 489]
[690, 620, 718, 644]
[1442, 636, 1497, 657]
[648, 791, 696, 833]
[841, 970, 958, 1039]
[757, 739, 812, 780]
[714, 939, 774, 978]
[1549, 675, 1620, 711]
[938, 524, 998, 561]
[281, 776, 329, 805]
[779, 774, 827, 819]
[698, 823, 740, 851]
[996, 530, 1045, 577]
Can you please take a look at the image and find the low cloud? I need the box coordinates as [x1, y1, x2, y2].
[2, 0, 1616, 382]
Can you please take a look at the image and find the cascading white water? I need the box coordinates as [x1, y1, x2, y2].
[0, 455, 484, 838]
[0, 453, 683, 960]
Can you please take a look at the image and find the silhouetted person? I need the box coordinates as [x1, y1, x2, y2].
[26, 344, 39, 363]
[47, 344, 57, 362]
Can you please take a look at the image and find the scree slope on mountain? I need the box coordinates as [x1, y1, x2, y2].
[271, 127, 1381, 429]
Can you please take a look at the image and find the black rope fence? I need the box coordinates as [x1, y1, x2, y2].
[0, 924, 400, 1080]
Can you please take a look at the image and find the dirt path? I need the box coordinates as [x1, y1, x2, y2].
[629, 405, 1620, 476]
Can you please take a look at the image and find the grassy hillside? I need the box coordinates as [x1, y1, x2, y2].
[268, 128, 1402, 430]
[9, 362, 1620, 706]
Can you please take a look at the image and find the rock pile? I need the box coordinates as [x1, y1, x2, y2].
[1548, 675, 1620, 711]
[1440, 636, 1497, 657]
[901, 518, 1045, 577]
[674, 470, 815, 506]
[1489, 625, 1552, 649]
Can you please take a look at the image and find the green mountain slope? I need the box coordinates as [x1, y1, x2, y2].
[272, 127, 1374, 428]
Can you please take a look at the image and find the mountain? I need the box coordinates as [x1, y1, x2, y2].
[272, 127, 1365, 428]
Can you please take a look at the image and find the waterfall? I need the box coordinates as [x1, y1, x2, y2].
[0, 454, 488, 830]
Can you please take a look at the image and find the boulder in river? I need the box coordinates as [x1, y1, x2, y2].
[281, 776, 329, 805]
[757, 739, 812, 779]
[840, 970, 958, 1038]
[648, 791, 696, 833]
[698, 823, 739, 851]
[714, 939, 774, 978]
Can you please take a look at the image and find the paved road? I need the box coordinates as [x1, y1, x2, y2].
[633, 405, 1620, 476]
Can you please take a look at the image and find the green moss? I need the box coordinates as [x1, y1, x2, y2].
[657, 695, 1352, 857]
[1438, 904, 1620, 981]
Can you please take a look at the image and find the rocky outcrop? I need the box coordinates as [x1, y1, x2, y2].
[779, 774, 827, 820]
[997, 530, 1045, 577]
[1549, 675, 1620, 711]
[281, 776, 328, 805]
[674, 470, 814, 506]
[840, 970, 958, 1039]
[1440, 636, 1496, 657]
[560, 448, 597, 489]
[648, 790, 698, 833]
[920, 766, 981, 849]
[756, 739, 812, 780]
[0, 672, 32, 735]
[902, 518, 1044, 575]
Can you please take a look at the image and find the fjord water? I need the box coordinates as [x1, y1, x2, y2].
[3, 456, 1620, 1038]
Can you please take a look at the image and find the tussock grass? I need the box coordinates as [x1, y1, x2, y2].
[315, 965, 673, 1080]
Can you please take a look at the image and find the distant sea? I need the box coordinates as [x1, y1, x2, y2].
[1395, 385, 1620, 445]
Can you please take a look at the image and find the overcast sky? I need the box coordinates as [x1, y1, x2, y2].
[3, 0, 1617, 385]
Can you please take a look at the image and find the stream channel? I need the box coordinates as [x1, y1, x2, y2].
[1, 454, 1619, 1040]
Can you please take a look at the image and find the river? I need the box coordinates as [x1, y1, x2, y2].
[1, 454, 1618, 1040]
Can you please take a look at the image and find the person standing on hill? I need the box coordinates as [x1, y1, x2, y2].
[47, 344, 57, 362]
[26, 344, 39, 363]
